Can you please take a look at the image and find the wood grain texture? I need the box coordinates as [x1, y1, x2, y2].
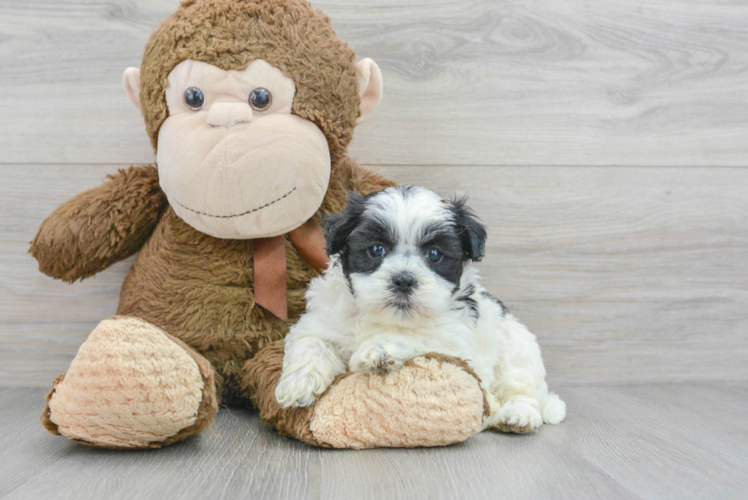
[0, 0, 746, 166]
[2, 164, 747, 387]
[1, 385, 746, 499]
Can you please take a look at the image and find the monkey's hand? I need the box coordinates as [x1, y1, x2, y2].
[30, 165, 167, 282]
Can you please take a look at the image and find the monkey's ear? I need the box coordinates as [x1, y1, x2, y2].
[355, 58, 383, 125]
[122, 67, 142, 112]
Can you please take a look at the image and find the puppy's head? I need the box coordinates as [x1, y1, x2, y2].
[324, 185, 486, 322]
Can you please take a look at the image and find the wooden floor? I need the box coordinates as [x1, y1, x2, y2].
[1, 384, 746, 500]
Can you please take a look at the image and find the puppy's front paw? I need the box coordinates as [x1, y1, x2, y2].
[349, 340, 412, 374]
[491, 398, 544, 434]
[275, 364, 335, 409]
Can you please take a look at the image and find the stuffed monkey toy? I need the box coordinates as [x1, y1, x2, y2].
[31, 0, 488, 449]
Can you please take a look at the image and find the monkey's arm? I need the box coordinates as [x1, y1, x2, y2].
[30, 165, 167, 283]
[347, 159, 397, 195]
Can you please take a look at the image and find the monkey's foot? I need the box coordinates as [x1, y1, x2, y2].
[42, 316, 218, 449]
[244, 343, 489, 449]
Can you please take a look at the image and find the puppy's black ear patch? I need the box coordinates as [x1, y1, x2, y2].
[450, 196, 487, 262]
[323, 191, 368, 256]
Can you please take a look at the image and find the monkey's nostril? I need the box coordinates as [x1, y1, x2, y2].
[391, 273, 416, 292]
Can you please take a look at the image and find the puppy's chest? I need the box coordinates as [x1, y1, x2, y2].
[349, 316, 477, 352]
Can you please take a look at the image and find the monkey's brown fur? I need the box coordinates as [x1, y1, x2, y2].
[32, 0, 484, 448]
[33, 158, 393, 441]
[31, 166, 167, 283]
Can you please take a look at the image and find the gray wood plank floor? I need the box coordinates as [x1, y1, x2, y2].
[1, 385, 746, 500]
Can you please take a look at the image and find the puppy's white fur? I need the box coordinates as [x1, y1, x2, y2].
[276, 186, 565, 433]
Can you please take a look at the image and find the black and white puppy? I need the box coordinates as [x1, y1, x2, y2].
[275, 185, 565, 433]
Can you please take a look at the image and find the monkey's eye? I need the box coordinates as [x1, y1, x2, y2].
[249, 87, 272, 111]
[368, 245, 386, 258]
[425, 248, 442, 262]
[184, 87, 205, 111]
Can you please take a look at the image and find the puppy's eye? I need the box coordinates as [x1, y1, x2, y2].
[425, 248, 442, 262]
[368, 245, 386, 258]
[184, 87, 205, 111]
[249, 87, 272, 111]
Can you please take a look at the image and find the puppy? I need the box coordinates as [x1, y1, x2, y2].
[275, 185, 566, 433]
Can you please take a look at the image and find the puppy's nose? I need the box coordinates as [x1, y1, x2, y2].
[392, 273, 416, 293]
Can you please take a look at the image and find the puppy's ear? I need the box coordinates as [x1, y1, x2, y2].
[450, 196, 487, 262]
[323, 191, 367, 256]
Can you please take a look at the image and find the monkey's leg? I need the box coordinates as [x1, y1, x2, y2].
[242, 341, 489, 449]
[42, 316, 218, 449]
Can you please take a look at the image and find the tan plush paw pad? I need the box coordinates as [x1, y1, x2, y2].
[309, 356, 486, 449]
[47, 317, 204, 448]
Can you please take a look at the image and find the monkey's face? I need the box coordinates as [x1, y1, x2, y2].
[152, 59, 330, 239]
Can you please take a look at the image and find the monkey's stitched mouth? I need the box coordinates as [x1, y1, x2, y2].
[172, 186, 297, 219]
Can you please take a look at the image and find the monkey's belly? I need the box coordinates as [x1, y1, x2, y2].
[116, 210, 311, 404]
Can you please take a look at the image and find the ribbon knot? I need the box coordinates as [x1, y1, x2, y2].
[252, 219, 329, 322]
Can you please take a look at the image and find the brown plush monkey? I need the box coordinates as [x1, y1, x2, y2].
[31, 0, 487, 449]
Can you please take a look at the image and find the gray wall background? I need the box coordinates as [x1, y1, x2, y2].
[1, 0, 746, 387]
